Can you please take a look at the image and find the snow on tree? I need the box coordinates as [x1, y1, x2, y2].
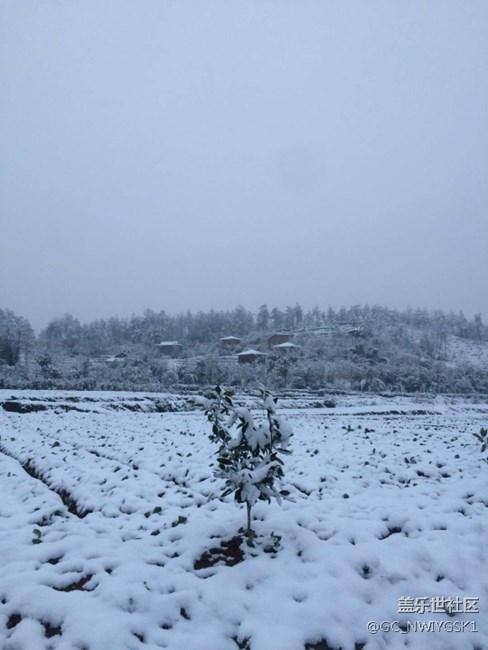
[192, 386, 293, 543]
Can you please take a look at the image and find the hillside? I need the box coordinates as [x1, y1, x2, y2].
[1, 305, 487, 394]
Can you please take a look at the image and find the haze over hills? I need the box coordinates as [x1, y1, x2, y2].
[1, 303, 487, 394]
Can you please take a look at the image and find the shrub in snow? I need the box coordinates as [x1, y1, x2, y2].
[193, 386, 292, 541]
[473, 427, 488, 463]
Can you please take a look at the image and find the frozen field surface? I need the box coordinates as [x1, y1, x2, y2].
[0, 391, 487, 650]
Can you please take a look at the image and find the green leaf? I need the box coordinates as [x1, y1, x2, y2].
[217, 457, 232, 466]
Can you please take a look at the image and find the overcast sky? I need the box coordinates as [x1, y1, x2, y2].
[1, 1, 487, 332]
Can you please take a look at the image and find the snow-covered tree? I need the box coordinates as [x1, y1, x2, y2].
[193, 386, 293, 541]
[0, 308, 35, 367]
[256, 304, 270, 332]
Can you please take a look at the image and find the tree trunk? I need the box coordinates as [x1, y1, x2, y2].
[246, 502, 252, 534]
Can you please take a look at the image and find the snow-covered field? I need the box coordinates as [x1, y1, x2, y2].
[0, 391, 487, 650]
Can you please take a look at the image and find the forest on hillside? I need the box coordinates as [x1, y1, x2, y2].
[1, 304, 487, 394]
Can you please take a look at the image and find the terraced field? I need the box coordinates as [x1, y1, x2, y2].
[0, 392, 487, 650]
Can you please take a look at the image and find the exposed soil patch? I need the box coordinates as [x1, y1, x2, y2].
[378, 526, 403, 540]
[1, 396, 186, 414]
[2, 400, 48, 413]
[350, 409, 436, 417]
[194, 535, 244, 569]
[43, 621, 62, 638]
[5, 613, 62, 638]
[6, 613, 22, 629]
[52, 574, 94, 592]
[180, 607, 190, 620]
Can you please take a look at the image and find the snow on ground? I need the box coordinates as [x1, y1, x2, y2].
[0, 392, 487, 650]
[446, 335, 488, 369]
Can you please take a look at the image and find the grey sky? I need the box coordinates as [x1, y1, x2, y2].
[1, 0, 487, 332]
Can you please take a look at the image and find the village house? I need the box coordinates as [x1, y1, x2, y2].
[272, 342, 297, 356]
[90, 352, 127, 366]
[156, 341, 183, 357]
[237, 349, 267, 364]
[267, 332, 292, 348]
[219, 336, 242, 349]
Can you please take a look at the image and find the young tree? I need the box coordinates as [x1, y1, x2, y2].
[193, 386, 293, 540]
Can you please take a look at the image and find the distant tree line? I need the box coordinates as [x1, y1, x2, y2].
[0, 304, 487, 394]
